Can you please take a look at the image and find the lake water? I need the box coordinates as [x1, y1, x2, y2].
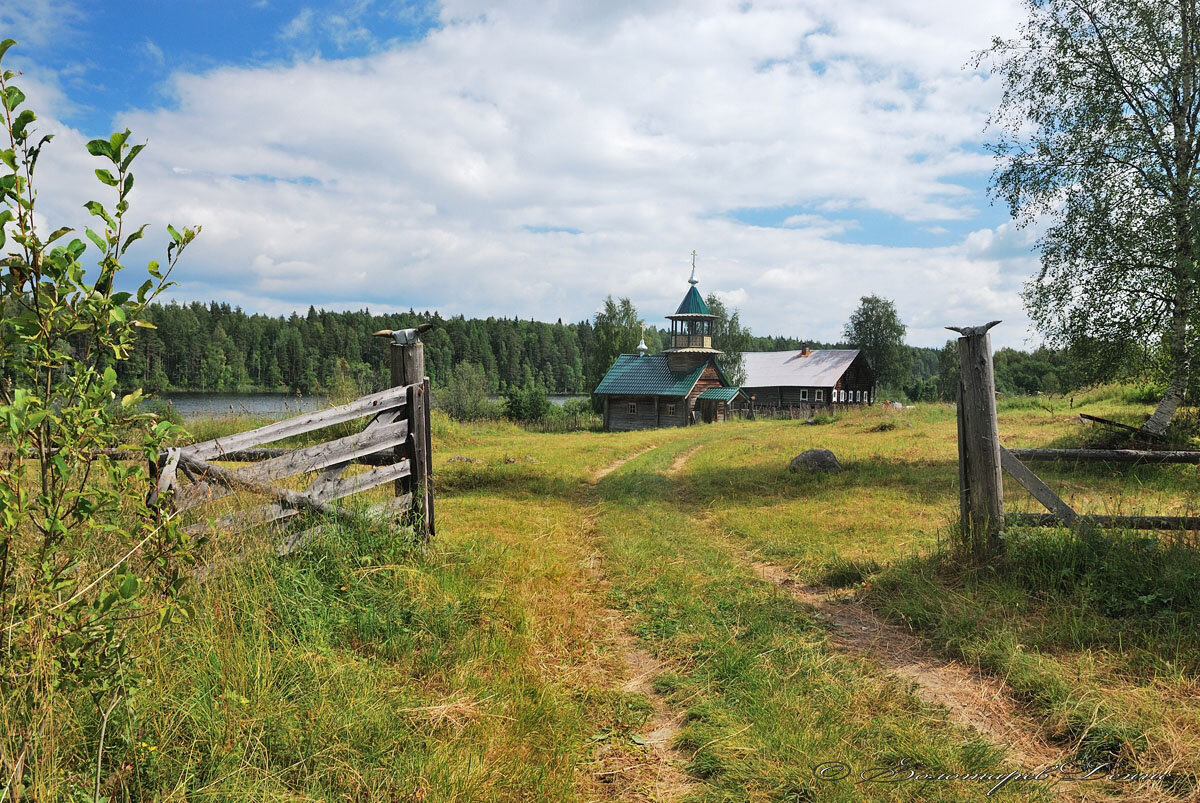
[162, 393, 329, 421]
[162, 392, 588, 420]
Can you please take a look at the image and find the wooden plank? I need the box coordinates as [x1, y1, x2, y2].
[191, 447, 398, 465]
[1079, 413, 1160, 438]
[176, 420, 409, 511]
[176, 453, 373, 528]
[184, 461, 411, 536]
[1000, 447, 1076, 525]
[1007, 448, 1200, 464]
[1007, 513, 1200, 531]
[181, 384, 410, 460]
[311, 460, 411, 502]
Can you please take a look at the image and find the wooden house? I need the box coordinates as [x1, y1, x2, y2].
[740, 349, 874, 409]
[595, 269, 748, 431]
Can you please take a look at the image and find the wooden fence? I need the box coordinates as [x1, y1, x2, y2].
[952, 321, 1200, 556]
[152, 333, 435, 561]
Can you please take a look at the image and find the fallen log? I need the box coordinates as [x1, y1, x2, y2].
[1007, 513, 1200, 530]
[1006, 448, 1200, 464]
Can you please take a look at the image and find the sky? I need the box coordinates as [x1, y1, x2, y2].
[2, 0, 1045, 348]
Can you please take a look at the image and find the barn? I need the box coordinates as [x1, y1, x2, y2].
[740, 349, 875, 410]
[595, 269, 748, 431]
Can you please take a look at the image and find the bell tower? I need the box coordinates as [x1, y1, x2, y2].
[663, 252, 722, 373]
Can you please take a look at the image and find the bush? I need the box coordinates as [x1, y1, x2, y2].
[503, 383, 552, 422]
[438, 361, 496, 421]
[0, 42, 200, 798]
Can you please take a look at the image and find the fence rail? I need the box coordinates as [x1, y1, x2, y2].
[152, 334, 435, 568]
[951, 321, 1200, 557]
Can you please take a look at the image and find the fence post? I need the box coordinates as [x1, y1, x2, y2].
[379, 324, 434, 541]
[948, 320, 1004, 559]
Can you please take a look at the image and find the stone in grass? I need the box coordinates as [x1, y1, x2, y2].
[789, 449, 843, 473]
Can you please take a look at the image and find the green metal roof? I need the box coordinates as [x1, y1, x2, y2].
[595, 354, 709, 396]
[696, 386, 747, 402]
[673, 285, 711, 316]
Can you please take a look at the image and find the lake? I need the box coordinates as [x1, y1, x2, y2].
[162, 393, 329, 421]
[163, 392, 589, 420]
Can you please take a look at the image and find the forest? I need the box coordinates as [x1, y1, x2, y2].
[101, 300, 1071, 400]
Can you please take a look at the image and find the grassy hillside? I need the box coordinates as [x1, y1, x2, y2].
[51, 395, 1200, 801]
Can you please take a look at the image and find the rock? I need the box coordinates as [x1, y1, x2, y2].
[789, 449, 843, 473]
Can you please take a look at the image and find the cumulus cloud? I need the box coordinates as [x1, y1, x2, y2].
[19, 0, 1043, 347]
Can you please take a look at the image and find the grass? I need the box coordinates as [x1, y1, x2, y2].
[31, 396, 1200, 800]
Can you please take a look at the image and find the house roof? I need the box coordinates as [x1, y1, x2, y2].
[696, 386, 748, 402]
[671, 285, 711, 317]
[595, 353, 730, 396]
[740, 349, 864, 388]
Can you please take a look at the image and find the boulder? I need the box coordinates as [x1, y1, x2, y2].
[789, 449, 842, 473]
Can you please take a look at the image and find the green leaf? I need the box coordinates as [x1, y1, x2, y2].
[94, 168, 118, 187]
[98, 590, 119, 614]
[85, 228, 107, 253]
[119, 573, 139, 599]
[122, 172, 133, 195]
[0, 39, 17, 63]
[86, 138, 114, 160]
[121, 223, 148, 255]
[0, 148, 14, 170]
[46, 225, 72, 244]
[108, 307, 126, 324]
[83, 200, 117, 228]
[2, 86, 24, 112]
[120, 143, 145, 171]
[166, 224, 182, 244]
[11, 109, 34, 139]
[109, 129, 130, 156]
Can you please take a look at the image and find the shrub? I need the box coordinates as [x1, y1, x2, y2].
[0, 42, 199, 798]
[438, 361, 496, 421]
[503, 383, 552, 422]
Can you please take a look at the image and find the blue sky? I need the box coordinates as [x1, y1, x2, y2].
[3, 0, 1040, 348]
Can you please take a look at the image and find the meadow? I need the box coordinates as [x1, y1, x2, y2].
[41, 392, 1200, 801]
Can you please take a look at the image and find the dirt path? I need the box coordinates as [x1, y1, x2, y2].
[666, 444, 702, 476]
[751, 560, 1065, 768]
[582, 443, 695, 800]
[592, 445, 659, 483]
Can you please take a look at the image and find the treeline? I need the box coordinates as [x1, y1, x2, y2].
[109, 300, 1070, 400]
[118, 302, 594, 395]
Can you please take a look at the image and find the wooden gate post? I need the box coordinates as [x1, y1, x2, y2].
[947, 320, 1004, 558]
[379, 323, 435, 541]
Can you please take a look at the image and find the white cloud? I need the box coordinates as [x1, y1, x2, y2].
[21, 0, 1044, 347]
[280, 8, 316, 39]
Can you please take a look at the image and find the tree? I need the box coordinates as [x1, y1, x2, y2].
[586, 296, 643, 408]
[440, 360, 492, 420]
[935, 340, 961, 401]
[705, 293, 751, 385]
[843, 296, 910, 390]
[984, 0, 1200, 435]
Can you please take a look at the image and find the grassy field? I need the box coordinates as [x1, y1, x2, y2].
[67, 393, 1200, 800]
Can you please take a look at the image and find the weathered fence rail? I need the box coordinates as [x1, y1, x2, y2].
[952, 321, 1200, 557]
[154, 329, 435, 565]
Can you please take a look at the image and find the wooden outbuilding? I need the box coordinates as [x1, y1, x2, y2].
[740, 349, 874, 410]
[595, 268, 747, 431]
